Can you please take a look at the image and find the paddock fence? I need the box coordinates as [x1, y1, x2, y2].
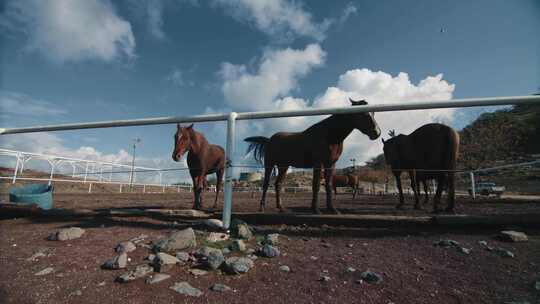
[2, 95, 540, 228]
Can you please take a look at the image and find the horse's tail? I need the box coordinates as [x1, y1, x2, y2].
[244, 136, 269, 165]
[446, 128, 460, 170]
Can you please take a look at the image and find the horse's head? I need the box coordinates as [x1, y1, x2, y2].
[349, 98, 381, 140]
[382, 134, 405, 167]
[172, 123, 194, 162]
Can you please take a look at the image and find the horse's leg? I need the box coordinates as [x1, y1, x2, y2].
[395, 173, 405, 209]
[275, 166, 288, 212]
[433, 175, 446, 213]
[212, 168, 224, 210]
[311, 165, 322, 214]
[192, 176, 201, 210]
[445, 172, 456, 213]
[333, 182, 337, 198]
[409, 171, 421, 210]
[259, 165, 272, 212]
[423, 180, 429, 206]
[324, 165, 339, 214]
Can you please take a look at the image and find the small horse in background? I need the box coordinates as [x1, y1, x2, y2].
[244, 99, 381, 214]
[332, 174, 360, 199]
[382, 123, 459, 212]
[172, 124, 225, 210]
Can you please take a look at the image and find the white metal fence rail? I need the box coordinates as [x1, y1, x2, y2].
[1, 95, 539, 228]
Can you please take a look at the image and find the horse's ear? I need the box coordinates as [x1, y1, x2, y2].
[177, 123, 181, 130]
[382, 138, 386, 144]
[186, 123, 194, 130]
[349, 98, 367, 106]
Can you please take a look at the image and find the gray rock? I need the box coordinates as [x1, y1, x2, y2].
[97, 281, 106, 287]
[195, 246, 221, 260]
[245, 248, 256, 255]
[146, 254, 156, 263]
[230, 240, 246, 252]
[203, 219, 223, 230]
[70, 290, 82, 296]
[534, 280, 540, 291]
[175, 251, 191, 263]
[279, 265, 290, 273]
[189, 268, 209, 276]
[478, 241, 488, 247]
[153, 228, 197, 253]
[206, 250, 225, 270]
[360, 271, 383, 284]
[210, 283, 232, 292]
[230, 219, 253, 240]
[117, 264, 153, 283]
[206, 232, 229, 243]
[129, 234, 148, 244]
[221, 248, 231, 255]
[225, 257, 254, 274]
[346, 267, 356, 273]
[263, 234, 279, 245]
[35, 267, 54, 276]
[48, 227, 85, 241]
[494, 247, 515, 258]
[260, 244, 280, 258]
[319, 275, 331, 282]
[433, 239, 460, 247]
[146, 273, 171, 284]
[116, 241, 136, 253]
[457, 247, 471, 255]
[26, 248, 54, 261]
[102, 253, 128, 270]
[153, 252, 180, 272]
[499, 231, 528, 243]
[247, 254, 258, 260]
[170, 282, 202, 297]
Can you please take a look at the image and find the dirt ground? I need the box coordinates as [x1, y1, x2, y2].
[1, 192, 540, 304]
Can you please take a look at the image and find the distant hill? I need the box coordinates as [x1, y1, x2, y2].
[459, 103, 540, 169]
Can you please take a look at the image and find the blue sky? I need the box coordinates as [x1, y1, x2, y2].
[0, 0, 539, 183]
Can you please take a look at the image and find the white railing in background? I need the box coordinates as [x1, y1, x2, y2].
[1, 95, 540, 228]
[0, 148, 191, 193]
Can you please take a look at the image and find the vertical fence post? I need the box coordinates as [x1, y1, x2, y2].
[222, 112, 237, 230]
[143, 184, 146, 193]
[119, 184, 123, 193]
[469, 171, 476, 199]
[84, 162, 89, 183]
[48, 160, 56, 186]
[88, 183, 92, 193]
[12, 153, 21, 184]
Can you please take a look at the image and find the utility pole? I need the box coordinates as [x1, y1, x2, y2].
[129, 137, 141, 190]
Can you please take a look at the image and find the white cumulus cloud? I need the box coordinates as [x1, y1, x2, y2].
[213, 0, 330, 42]
[1, 0, 136, 63]
[219, 44, 326, 111]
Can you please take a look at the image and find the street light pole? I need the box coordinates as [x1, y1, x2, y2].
[129, 137, 141, 190]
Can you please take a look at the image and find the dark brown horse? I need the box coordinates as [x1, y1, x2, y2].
[382, 123, 459, 212]
[332, 174, 360, 198]
[244, 99, 381, 214]
[172, 124, 225, 210]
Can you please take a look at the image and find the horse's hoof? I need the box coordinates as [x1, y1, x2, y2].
[259, 207, 265, 213]
[278, 208, 287, 213]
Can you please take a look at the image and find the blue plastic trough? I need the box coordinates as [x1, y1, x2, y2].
[8, 183, 54, 210]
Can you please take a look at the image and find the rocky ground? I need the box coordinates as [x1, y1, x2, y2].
[1, 192, 540, 303]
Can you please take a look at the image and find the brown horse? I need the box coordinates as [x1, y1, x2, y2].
[382, 123, 459, 212]
[244, 99, 381, 214]
[172, 124, 225, 210]
[332, 174, 360, 198]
